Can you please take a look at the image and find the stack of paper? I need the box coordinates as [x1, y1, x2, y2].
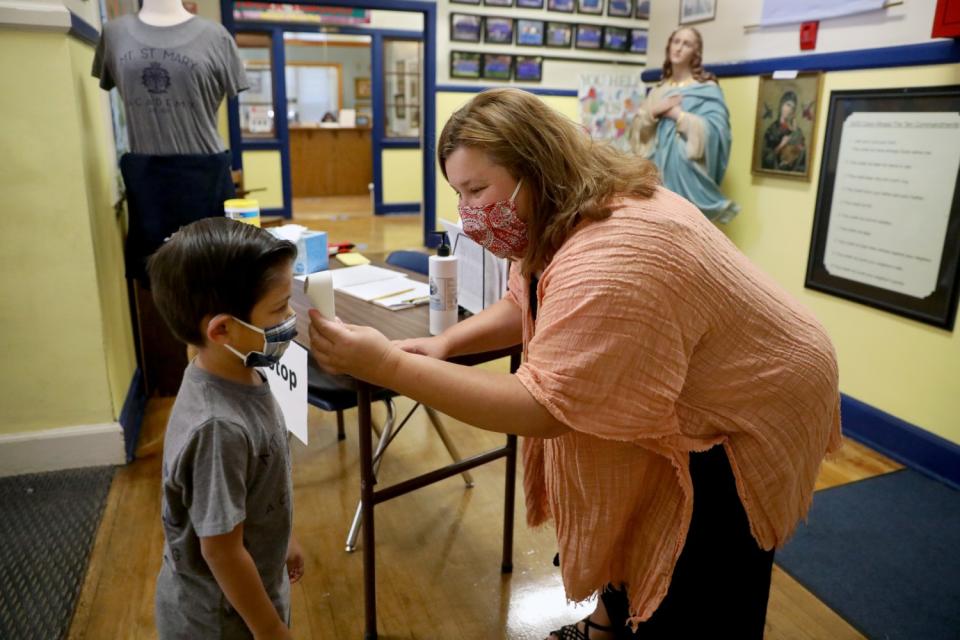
[329, 265, 430, 310]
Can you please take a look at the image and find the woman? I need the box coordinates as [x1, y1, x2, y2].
[628, 27, 739, 223]
[762, 90, 807, 172]
[309, 88, 841, 639]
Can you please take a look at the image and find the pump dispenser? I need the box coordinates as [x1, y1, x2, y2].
[428, 231, 458, 335]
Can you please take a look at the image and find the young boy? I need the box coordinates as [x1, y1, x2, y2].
[148, 217, 304, 639]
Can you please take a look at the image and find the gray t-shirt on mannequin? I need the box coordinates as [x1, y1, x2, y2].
[92, 14, 248, 155]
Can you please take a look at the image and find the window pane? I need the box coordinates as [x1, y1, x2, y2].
[383, 39, 421, 139]
[237, 33, 275, 139]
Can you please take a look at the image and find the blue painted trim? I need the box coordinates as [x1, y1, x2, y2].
[271, 28, 293, 219]
[437, 84, 578, 97]
[422, 4, 437, 245]
[261, 207, 286, 217]
[240, 139, 284, 150]
[379, 202, 420, 214]
[234, 20, 420, 40]
[381, 139, 420, 149]
[840, 394, 960, 491]
[68, 11, 99, 45]
[118, 368, 146, 463]
[642, 40, 960, 82]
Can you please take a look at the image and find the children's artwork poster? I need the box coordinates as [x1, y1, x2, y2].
[578, 74, 646, 152]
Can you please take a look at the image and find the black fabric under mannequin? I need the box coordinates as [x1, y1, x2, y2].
[120, 151, 234, 285]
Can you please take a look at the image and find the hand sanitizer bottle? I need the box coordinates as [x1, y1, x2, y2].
[429, 232, 458, 336]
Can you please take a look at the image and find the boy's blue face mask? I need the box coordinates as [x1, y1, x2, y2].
[224, 314, 298, 367]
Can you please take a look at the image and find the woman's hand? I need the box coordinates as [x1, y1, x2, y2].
[308, 309, 399, 384]
[653, 94, 682, 118]
[393, 335, 451, 360]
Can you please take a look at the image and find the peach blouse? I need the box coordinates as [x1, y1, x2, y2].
[507, 187, 841, 624]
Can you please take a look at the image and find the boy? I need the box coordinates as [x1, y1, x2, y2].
[148, 217, 304, 639]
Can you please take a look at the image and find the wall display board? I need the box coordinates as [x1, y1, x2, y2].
[806, 86, 960, 330]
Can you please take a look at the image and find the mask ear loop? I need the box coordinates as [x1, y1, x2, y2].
[509, 179, 523, 202]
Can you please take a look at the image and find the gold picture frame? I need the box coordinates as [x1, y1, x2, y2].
[354, 77, 372, 100]
[752, 72, 822, 180]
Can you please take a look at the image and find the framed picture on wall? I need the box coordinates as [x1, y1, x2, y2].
[679, 0, 715, 24]
[635, 0, 650, 18]
[450, 13, 482, 43]
[451, 0, 481, 4]
[751, 72, 822, 180]
[484, 17, 514, 43]
[516, 19, 545, 46]
[548, 0, 575, 13]
[602, 26, 629, 51]
[354, 77, 372, 99]
[450, 51, 482, 79]
[577, 0, 603, 14]
[546, 21, 573, 47]
[482, 53, 513, 80]
[514, 55, 543, 82]
[483, 0, 513, 6]
[805, 85, 960, 330]
[517, 0, 545, 7]
[629, 28, 648, 53]
[607, 0, 632, 17]
[575, 24, 602, 49]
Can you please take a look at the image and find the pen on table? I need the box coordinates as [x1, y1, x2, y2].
[370, 288, 415, 302]
[400, 295, 430, 304]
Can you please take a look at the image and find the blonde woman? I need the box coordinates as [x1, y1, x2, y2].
[309, 88, 841, 639]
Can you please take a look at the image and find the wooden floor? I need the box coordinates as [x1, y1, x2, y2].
[68, 208, 903, 639]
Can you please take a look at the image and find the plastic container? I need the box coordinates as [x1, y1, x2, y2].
[429, 232, 458, 336]
[224, 198, 261, 227]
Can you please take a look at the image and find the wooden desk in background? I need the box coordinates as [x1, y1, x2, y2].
[289, 126, 372, 198]
[290, 258, 520, 640]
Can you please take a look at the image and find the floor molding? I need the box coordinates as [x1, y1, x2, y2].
[0, 423, 125, 478]
[841, 393, 960, 490]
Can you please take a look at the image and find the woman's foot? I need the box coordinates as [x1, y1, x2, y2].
[546, 602, 617, 640]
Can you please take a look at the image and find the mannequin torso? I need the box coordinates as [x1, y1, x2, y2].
[138, 0, 193, 27]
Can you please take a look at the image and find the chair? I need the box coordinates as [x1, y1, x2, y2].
[307, 249, 472, 552]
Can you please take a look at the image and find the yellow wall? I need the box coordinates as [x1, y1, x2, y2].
[434, 91, 578, 226]
[1, 31, 134, 434]
[241, 150, 284, 209]
[719, 64, 960, 445]
[382, 148, 423, 204]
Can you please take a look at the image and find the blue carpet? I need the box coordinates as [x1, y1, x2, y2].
[0, 466, 115, 640]
[776, 469, 960, 640]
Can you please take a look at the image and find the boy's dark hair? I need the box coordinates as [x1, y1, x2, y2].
[147, 218, 298, 346]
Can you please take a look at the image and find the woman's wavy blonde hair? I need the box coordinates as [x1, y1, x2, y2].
[438, 88, 659, 275]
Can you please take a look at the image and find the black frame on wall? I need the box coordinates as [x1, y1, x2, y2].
[805, 85, 960, 330]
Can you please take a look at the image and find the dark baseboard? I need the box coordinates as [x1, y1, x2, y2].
[118, 368, 146, 463]
[841, 393, 960, 491]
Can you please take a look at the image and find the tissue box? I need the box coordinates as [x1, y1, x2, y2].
[293, 230, 328, 275]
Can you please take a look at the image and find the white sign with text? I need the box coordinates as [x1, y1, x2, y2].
[260, 342, 308, 445]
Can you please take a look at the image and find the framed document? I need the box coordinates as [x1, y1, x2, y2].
[484, 16, 514, 44]
[516, 19, 545, 46]
[450, 13, 482, 43]
[546, 21, 573, 47]
[805, 85, 960, 330]
[450, 51, 482, 79]
[679, 0, 715, 24]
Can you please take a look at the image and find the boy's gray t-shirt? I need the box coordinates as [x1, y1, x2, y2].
[92, 14, 248, 155]
[155, 362, 292, 639]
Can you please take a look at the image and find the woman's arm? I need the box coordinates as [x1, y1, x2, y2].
[201, 523, 291, 640]
[310, 314, 569, 439]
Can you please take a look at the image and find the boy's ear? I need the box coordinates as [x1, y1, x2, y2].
[205, 314, 234, 345]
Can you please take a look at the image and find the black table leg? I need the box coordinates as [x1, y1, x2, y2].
[358, 384, 377, 640]
[502, 351, 520, 573]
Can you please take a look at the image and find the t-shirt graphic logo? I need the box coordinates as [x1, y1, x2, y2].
[142, 62, 171, 94]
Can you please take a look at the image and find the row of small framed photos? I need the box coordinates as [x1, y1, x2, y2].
[451, 0, 650, 19]
[451, 51, 546, 82]
[453, 16, 647, 52]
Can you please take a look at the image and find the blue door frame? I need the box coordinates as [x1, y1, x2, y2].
[220, 0, 438, 247]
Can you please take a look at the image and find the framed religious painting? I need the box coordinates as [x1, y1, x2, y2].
[679, 0, 715, 24]
[752, 72, 822, 180]
[805, 85, 960, 330]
